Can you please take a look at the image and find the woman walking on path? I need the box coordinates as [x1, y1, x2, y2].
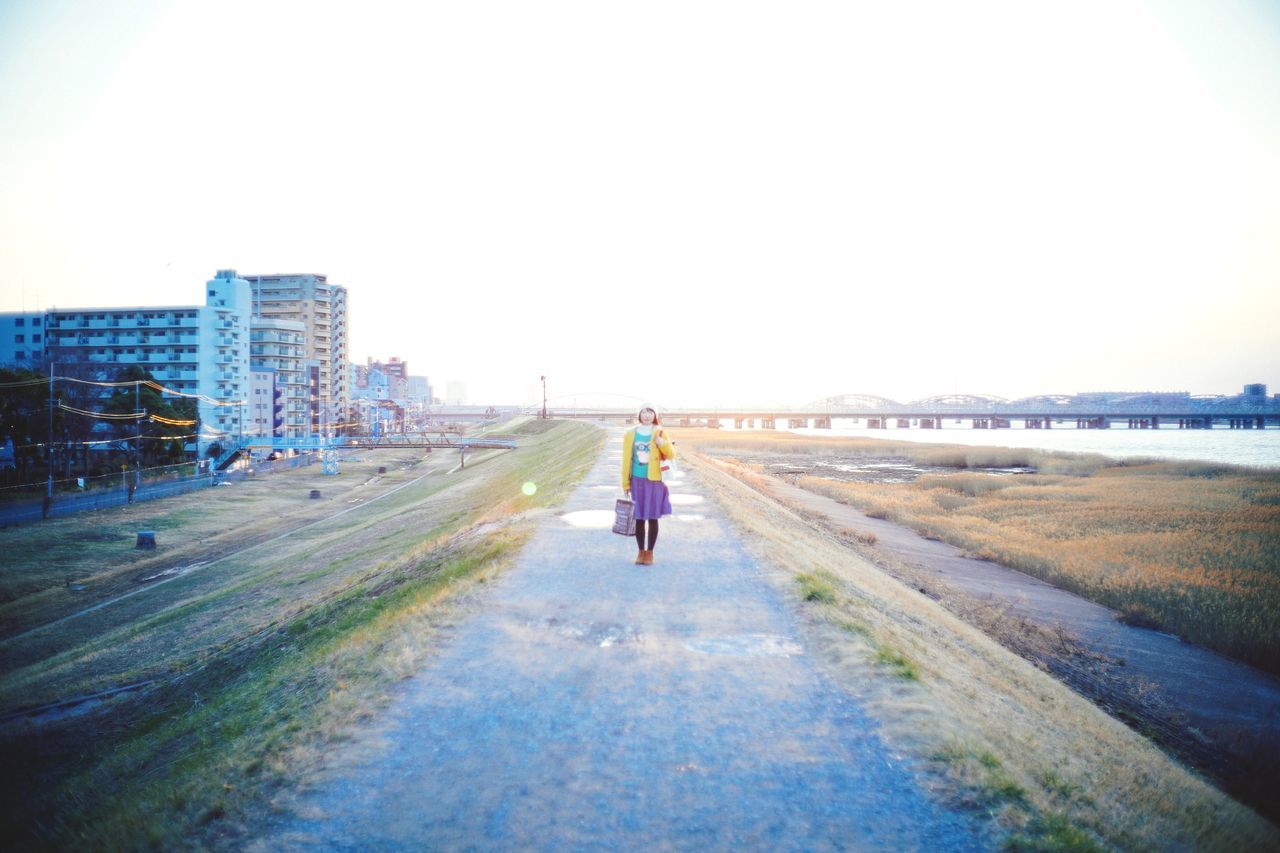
[622, 405, 675, 565]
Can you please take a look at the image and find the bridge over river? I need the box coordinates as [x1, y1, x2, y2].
[549, 391, 1280, 431]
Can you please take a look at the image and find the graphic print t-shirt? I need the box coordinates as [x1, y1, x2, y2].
[632, 428, 653, 477]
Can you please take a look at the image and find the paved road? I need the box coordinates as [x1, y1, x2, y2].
[263, 429, 987, 850]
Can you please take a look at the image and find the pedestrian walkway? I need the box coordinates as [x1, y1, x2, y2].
[264, 428, 987, 850]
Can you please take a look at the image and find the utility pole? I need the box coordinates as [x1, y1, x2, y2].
[135, 379, 142, 500]
[46, 368, 54, 505]
[541, 375, 547, 420]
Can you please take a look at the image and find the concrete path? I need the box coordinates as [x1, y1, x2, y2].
[264, 429, 987, 850]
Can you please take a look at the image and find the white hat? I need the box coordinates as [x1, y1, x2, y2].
[637, 403, 661, 424]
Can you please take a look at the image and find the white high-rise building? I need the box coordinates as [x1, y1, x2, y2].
[245, 274, 349, 436]
[198, 271, 252, 450]
[249, 317, 308, 438]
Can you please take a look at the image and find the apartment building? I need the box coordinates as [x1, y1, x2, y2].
[0, 312, 46, 366]
[41, 270, 252, 456]
[248, 367, 278, 438]
[249, 317, 308, 438]
[246, 274, 349, 435]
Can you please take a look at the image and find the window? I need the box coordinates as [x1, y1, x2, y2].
[13, 334, 23, 343]
[15, 318, 23, 327]
[13, 350, 24, 360]
[33, 317, 40, 326]
[32, 334, 40, 343]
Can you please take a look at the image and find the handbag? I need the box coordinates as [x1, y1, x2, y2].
[657, 431, 675, 478]
[612, 497, 636, 536]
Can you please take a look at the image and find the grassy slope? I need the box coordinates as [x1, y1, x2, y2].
[0, 419, 603, 849]
[681, 449, 1277, 851]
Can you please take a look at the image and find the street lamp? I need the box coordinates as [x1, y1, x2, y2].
[540, 375, 547, 420]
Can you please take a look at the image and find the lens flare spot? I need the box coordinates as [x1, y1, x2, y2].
[522, 481, 537, 496]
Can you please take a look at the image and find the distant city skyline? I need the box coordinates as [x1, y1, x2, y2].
[2, 1, 1278, 406]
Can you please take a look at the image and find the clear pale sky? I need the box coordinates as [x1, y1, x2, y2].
[2, 0, 1278, 408]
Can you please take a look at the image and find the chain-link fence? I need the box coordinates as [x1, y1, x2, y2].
[0, 451, 323, 526]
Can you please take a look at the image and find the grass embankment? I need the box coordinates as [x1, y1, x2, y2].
[679, 449, 1277, 851]
[673, 430, 1280, 676]
[0, 418, 602, 849]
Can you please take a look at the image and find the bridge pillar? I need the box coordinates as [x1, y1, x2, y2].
[707, 418, 721, 429]
[896, 418, 910, 429]
[1259, 416, 1266, 430]
[814, 417, 832, 429]
[921, 417, 935, 429]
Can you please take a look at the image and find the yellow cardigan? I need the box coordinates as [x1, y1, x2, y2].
[621, 427, 676, 491]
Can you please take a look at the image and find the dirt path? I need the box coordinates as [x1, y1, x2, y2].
[257, 430, 988, 850]
[759, 475, 1280, 807]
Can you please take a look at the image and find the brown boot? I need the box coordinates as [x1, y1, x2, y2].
[635, 549, 645, 565]
[641, 549, 655, 565]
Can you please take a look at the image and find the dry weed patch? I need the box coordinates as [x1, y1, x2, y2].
[794, 467, 1280, 673]
[669, 430, 1280, 675]
[683, 450, 1276, 850]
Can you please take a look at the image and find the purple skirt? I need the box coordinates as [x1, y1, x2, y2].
[631, 477, 672, 520]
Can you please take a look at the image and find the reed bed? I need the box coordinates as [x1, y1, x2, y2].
[670, 430, 1280, 673]
[670, 429, 1119, 476]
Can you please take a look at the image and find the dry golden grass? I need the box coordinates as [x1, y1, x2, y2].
[670, 429, 1280, 674]
[668, 428, 1116, 475]
[795, 467, 1280, 673]
[682, 450, 1277, 850]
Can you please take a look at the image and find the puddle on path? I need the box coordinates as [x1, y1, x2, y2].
[560, 510, 616, 528]
[684, 634, 803, 658]
[541, 618, 641, 647]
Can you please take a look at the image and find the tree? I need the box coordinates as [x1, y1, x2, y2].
[101, 365, 198, 468]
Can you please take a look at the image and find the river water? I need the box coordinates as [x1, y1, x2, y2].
[774, 421, 1280, 468]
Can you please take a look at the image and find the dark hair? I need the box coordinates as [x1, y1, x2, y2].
[637, 407, 660, 425]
